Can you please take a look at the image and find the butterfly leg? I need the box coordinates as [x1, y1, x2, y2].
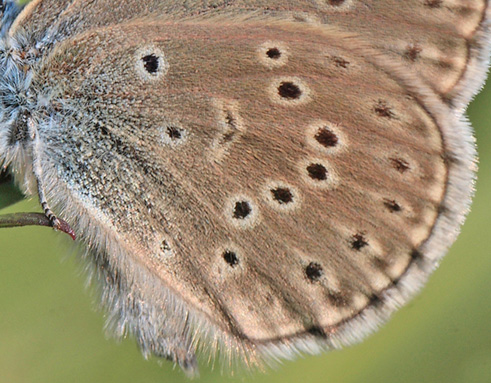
[30, 128, 76, 239]
[38, 183, 58, 226]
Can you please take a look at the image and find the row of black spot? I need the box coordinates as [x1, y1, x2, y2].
[222, 232, 369, 275]
[227, 45, 401, 278]
[266, 44, 340, 182]
[231, 186, 294, 221]
[221, 234, 427, 289]
[154, 41, 410, 281]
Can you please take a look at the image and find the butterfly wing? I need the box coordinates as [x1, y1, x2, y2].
[13, 0, 490, 112]
[24, 12, 478, 373]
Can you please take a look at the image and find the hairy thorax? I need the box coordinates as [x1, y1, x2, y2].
[0, 31, 44, 195]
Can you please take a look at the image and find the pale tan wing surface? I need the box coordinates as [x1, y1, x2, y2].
[28, 15, 475, 371]
[13, 0, 491, 112]
[312, 0, 491, 112]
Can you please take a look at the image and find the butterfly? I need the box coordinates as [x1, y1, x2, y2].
[0, 0, 489, 377]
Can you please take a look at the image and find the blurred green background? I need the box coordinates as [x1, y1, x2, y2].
[1, 9, 491, 383]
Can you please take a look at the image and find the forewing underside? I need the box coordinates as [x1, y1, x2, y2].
[13, 0, 491, 111]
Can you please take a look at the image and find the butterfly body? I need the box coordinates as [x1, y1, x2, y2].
[0, 0, 489, 376]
